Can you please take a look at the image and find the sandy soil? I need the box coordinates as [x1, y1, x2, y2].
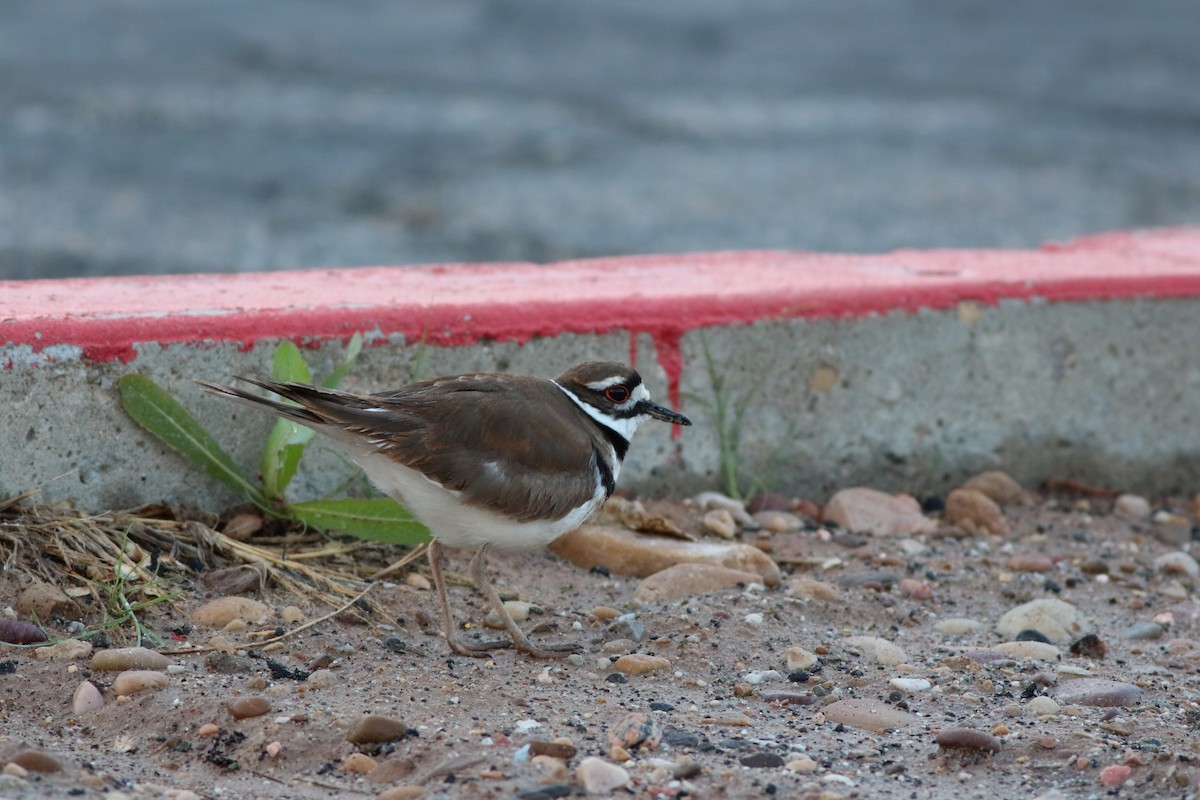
[3, 488, 1200, 800]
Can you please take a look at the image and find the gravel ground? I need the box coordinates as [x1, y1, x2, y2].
[3, 479, 1200, 800]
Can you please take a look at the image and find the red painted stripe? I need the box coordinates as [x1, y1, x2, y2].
[3, 227, 1200, 367]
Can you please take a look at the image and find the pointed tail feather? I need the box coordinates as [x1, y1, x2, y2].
[196, 378, 328, 426]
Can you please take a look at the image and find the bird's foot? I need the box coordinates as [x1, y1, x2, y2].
[511, 637, 581, 660]
[446, 634, 513, 658]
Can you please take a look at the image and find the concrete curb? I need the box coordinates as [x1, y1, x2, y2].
[4, 227, 1200, 509]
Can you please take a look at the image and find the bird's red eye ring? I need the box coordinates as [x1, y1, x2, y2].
[605, 385, 630, 403]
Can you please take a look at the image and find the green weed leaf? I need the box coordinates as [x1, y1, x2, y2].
[261, 341, 317, 498]
[117, 375, 267, 505]
[289, 497, 430, 544]
[322, 332, 363, 389]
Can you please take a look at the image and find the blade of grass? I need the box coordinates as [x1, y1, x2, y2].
[289, 497, 431, 545]
[118, 375, 267, 505]
[261, 341, 316, 498]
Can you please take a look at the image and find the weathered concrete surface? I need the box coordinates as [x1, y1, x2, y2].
[2, 0, 1200, 279]
[3, 229, 1200, 510]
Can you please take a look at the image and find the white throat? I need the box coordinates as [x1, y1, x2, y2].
[551, 380, 645, 445]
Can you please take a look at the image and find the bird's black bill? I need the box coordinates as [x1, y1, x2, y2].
[640, 401, 691, 426]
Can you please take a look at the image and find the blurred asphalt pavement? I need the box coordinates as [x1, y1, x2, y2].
[2, 0, 1199, 279]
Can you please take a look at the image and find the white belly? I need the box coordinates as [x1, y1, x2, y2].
[352, 451, 604, 553]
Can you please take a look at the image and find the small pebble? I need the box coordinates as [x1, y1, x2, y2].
[1099, 764, 1132, 787]
[787, 577, 841, 600]
[1154, 551, 1200, 577]
[484, 600, 537, 629]
[607, 711, 662, 751]
[1113, 623, 1161, 642]
[744, 669, 783, 685]
[703, 508, 738, 539]
[612, 654, 671, 675]
[945, 488, 1009, 536]
[90, 647, 169, 672]
[993, 641, 1061, 660]
[404, 572, 432, 591]
[8, 750, 62, 774]
[996, 598, 1096, 645]
[786, 756, 819, 772]
[839, 571, 900, 588]
[31, 639, 92, 661]
[227, 697, 271, 720]
[934, 618, 984, 636]
[281, 605, 306, 624]
[529, 740, 578, 760]
[634, 563, 762, 603]
[1006, 554, 1054, 573]
[1027, 696, 1061, 717]
[112, 670, 170, 696]
[898, 578, 932, 600]
[889, 677, 931, 692]
[785, 646, 818, 671]
[935, 728, 1001, 753]
[1113, 494, 1151, 520]
[740, 751, 785, 768]
[340, 753, 377, 774]
[753, 510, 803, 532]
[842, 635, 907, 666]
[576, 756, 630, 795]
[72, 681, 104, 714]
[822, 487, 936, 536]
[1053, 678, 1145, 708]
[823, 698, 920, 732]
[306, 669, 336, 688]
[205, 651, 254, 675]
[960, 471, 1026, 505]
[694, 491, 754, 525]
[345, 714, 408, 744]
[198, 723, 220, 736]
[591, 606, 621, 621]
[378, 787, 427, 800]
[191, 596, 272, 627]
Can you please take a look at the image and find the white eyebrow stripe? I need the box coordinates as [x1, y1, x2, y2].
[584, 375, 627, 391]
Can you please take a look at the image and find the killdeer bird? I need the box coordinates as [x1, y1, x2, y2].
[199, 361, 690, 658]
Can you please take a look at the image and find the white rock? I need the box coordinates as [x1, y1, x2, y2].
[842, 635, 907, 666]
[889, 678, 931, 692]
[784, 646, 819, 671]
[72, 681, 104, 714]
[934, 618, 984, 636]
[693, 492, 754, 526]
[1027, 696, 1061, 717]
[993, 641, 1061, 661]
[1113, 494, 1151, 519]
[1154, 551, 1200, 577]
[995, 598, 1096, 645]
[744, 670, 783, 685]
[703, 508, 738, 539]
[576, 756, 630, 795]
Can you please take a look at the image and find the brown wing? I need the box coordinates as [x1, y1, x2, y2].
[263, 374, 605, 523]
